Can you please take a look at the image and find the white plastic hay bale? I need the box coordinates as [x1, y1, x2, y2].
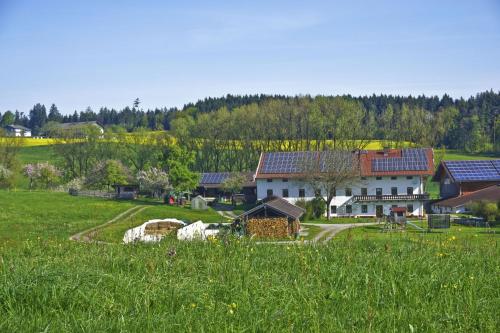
[123, 218, 186, 244]
[177, 221, 207, 241]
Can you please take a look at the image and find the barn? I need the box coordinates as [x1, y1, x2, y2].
[233, 197, 304, 239]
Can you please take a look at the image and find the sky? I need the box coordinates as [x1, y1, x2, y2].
[0, 0, 499, 114]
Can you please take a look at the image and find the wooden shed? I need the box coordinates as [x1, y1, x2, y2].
[191, 195, 208, 210]
[233, 197, 305, 239]
[112, 184, 139, 199]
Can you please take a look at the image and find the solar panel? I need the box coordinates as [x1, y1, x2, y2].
[200, 172, 231, 184]
[492, 160, 500, 172]
[261, 151, 318, 174]
[372, 148, 429, 172]
[445, 160, 500, 181]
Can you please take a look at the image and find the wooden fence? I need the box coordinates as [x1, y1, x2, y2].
[69, 189, 116, 199]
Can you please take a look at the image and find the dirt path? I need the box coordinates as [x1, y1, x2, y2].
[302, 222, 377, 243]
[69, 205, 148, 243]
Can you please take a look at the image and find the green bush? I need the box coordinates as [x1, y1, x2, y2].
[468, 200, 499, 221]
[296, 198, 325, 220]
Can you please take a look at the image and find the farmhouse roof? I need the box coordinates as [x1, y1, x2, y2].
[433, 184, 500, 208]
[5, 124, 31, 131]
[237, 197, 305, 220]
[255, 148, 434, 179]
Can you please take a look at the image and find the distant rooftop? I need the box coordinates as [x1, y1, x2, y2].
[5, 124, 30, 131]
[436, 160, 500, 182]
[58, 121, 102, 129]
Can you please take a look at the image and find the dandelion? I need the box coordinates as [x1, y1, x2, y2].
[229, 309, 234, 315]
[469, 276, 474, 280]
[451, 236, 456, 241]
[190, 303, 197, 309]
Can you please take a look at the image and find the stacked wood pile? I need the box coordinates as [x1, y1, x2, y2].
[144, 222, 184, 236]
[246, 217, 295, 239]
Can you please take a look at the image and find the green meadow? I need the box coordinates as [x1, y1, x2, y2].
[0, 191, 499, 332]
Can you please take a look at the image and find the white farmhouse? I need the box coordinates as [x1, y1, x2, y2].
[4, 124, 32, 137]
[254, 148, 434, 217]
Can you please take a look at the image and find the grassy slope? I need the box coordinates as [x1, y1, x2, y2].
[0, 191, 135, 248]
[0, 192, 498, 331]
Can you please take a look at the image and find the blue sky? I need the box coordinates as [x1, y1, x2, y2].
[1, 0, 499, 114]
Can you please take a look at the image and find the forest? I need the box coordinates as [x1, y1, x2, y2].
[1, 92, 499, 170]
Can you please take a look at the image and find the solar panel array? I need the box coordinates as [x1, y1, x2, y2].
[260, 151, 318, 174]
[371, 148, 429, 172]
[445, 160, 500, 181]
[200, 172, 232, 184]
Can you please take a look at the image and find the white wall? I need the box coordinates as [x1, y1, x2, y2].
[256, 176, 426, 217]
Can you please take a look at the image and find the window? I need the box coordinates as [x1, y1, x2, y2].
[391, 204, 398, 209]
[345, 188, 352, 196]
[282, 189, 289, 198]
[346, 205, 352, 214]
[376, 176, 382, 180]
[361, 177, 367, 180]
[361, 205, 368, 213]
[267, 179, 273, 183]
[391, 176, 397, 180]
[333, 188, 336, 196]
[407, 204, 414, 214]
[361, 188, 368, 196]
[266, 189, 273, 197]
[376, 188, 383, 196]
[331, 205, 337, 214]
[282, 178, 288, 182]
[298, 189, 305, 198]
[407, 187, 413, 195]
[406, 176, 413, 180]
[391, 187, 398, 195]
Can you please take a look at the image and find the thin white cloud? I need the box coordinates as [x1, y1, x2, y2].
[185, 10, 323, 47]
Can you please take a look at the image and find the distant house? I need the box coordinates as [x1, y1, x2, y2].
[4, 124, 31, 137]
[196, 172, 257, 203]
[55, 121, 104, 136]
[431, 184, 500, 214]
[433, 160, 500, 198]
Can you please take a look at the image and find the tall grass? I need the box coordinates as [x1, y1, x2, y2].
[0, 236, 498, 332]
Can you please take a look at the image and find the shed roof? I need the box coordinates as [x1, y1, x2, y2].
[237, 197, 305, 220]
[199, 171, 255, 188]
[433, 184, 500, 208]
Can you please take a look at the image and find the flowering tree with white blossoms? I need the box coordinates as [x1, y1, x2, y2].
[136, 167, 171, 199]
[0, 164, 14, 189]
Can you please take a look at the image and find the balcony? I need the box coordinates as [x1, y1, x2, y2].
[353, 194, 429, 202]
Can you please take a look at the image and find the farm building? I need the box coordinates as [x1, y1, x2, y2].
[112, 184, 139, 199]
[196, 172, 257, 203]
[233, 197, 304, 238]
[431, 184, 500, 214]
[4, 124, 31, 137]
[254, 148, 433, 217]
[191, 195, 208, 210]
[433, 160, 500, 198]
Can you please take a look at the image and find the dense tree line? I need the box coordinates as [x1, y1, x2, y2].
[1, 91, 499, 154]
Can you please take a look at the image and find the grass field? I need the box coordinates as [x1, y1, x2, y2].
[0, 191, 499, 331]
